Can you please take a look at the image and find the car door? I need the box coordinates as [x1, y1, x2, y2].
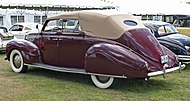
[58, 28, 85, 68]
[38, 31, 60, 66]
[38, 19, 85, 68]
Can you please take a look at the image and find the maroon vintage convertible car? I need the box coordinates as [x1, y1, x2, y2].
[5, 11, 185, 88]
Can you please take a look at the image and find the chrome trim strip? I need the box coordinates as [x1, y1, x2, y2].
[25, 63, 127, 78]
[178, 55, 190, 61]
[178, 55, 190, 58]
[26, 63, 184, 78]
[87, 73, 127, 78]
[25, 63, 87, 74]
[148, 63, 186, 77]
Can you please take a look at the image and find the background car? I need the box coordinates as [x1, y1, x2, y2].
[0, 26, 8, 33]
[143, 21, 190, 63]
[157, 37, 188, 55]
[8, 22, 43, 39]
[157, 37, 190, 64]
[5, 11, 184, 88]
[0, 27, 14, 52]
[143, 21, 190, 51]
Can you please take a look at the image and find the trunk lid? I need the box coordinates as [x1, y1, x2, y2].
[117, 28, 177, 71]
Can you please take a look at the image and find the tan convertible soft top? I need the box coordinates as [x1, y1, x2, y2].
[47, 10, 146, 39]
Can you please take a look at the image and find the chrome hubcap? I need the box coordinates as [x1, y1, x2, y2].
[96, 76, 110, 83]
[13, 54, 21, 69]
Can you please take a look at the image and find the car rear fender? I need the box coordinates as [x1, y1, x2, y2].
[158, 39, 188, 55]
[6, 39, 41, 64]
[85, 43, 148, 78]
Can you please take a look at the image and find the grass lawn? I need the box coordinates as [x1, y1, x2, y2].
[0, 53, 190, 101]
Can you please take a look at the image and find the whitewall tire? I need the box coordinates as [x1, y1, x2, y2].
[10, 49, 28, 73]
[91, 75, 114, 89]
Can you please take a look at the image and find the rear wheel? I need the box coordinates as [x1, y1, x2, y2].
[10, 49, 28, 73]
[90, 75, 114, 89]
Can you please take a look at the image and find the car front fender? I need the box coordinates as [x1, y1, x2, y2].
[6, 39, 41, 64]
[85, 43, 148, 78]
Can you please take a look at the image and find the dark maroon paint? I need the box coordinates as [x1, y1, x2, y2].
[5, 23, 178, 78]
[117, 29, 177, 71]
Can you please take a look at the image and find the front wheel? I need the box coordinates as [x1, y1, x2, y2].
[10, 49, 28, 73]
[90, 75, 114, 89]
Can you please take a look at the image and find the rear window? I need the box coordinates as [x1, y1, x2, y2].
[123, 20, 137, 26]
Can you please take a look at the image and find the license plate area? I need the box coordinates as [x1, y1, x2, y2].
[161, 55, 168, 64]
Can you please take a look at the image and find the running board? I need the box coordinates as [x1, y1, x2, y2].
[25, 63, 127, 78]
[26, 63, 87, 74]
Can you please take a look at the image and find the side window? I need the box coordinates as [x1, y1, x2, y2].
[164, 25, 177, 33]
[9, 25, 23, 31]
[67, 20, 76, 26]
[158, 26, 166, 35]
[44, 19, 81, 34]
[158, 25, 176, 35]
[165, 26, 174, 33]
[44, 19, 64, 32]
[24, 27, 32, 30]
[63, 19, 81, 33]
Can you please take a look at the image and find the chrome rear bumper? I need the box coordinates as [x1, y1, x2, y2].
[178, 55, 190, 64]
[148, 63, 185, 77]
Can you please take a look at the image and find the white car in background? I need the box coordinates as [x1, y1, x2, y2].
[9, 22, 43, 39]
[0, 27, 14, 51]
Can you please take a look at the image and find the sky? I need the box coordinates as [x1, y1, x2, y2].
[0, 0, 112, 7]
[1, 0, 189, 5]
[112, 0, 190, 14]
[1, 0, 190, 8]
[1, 0, 190, 14]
